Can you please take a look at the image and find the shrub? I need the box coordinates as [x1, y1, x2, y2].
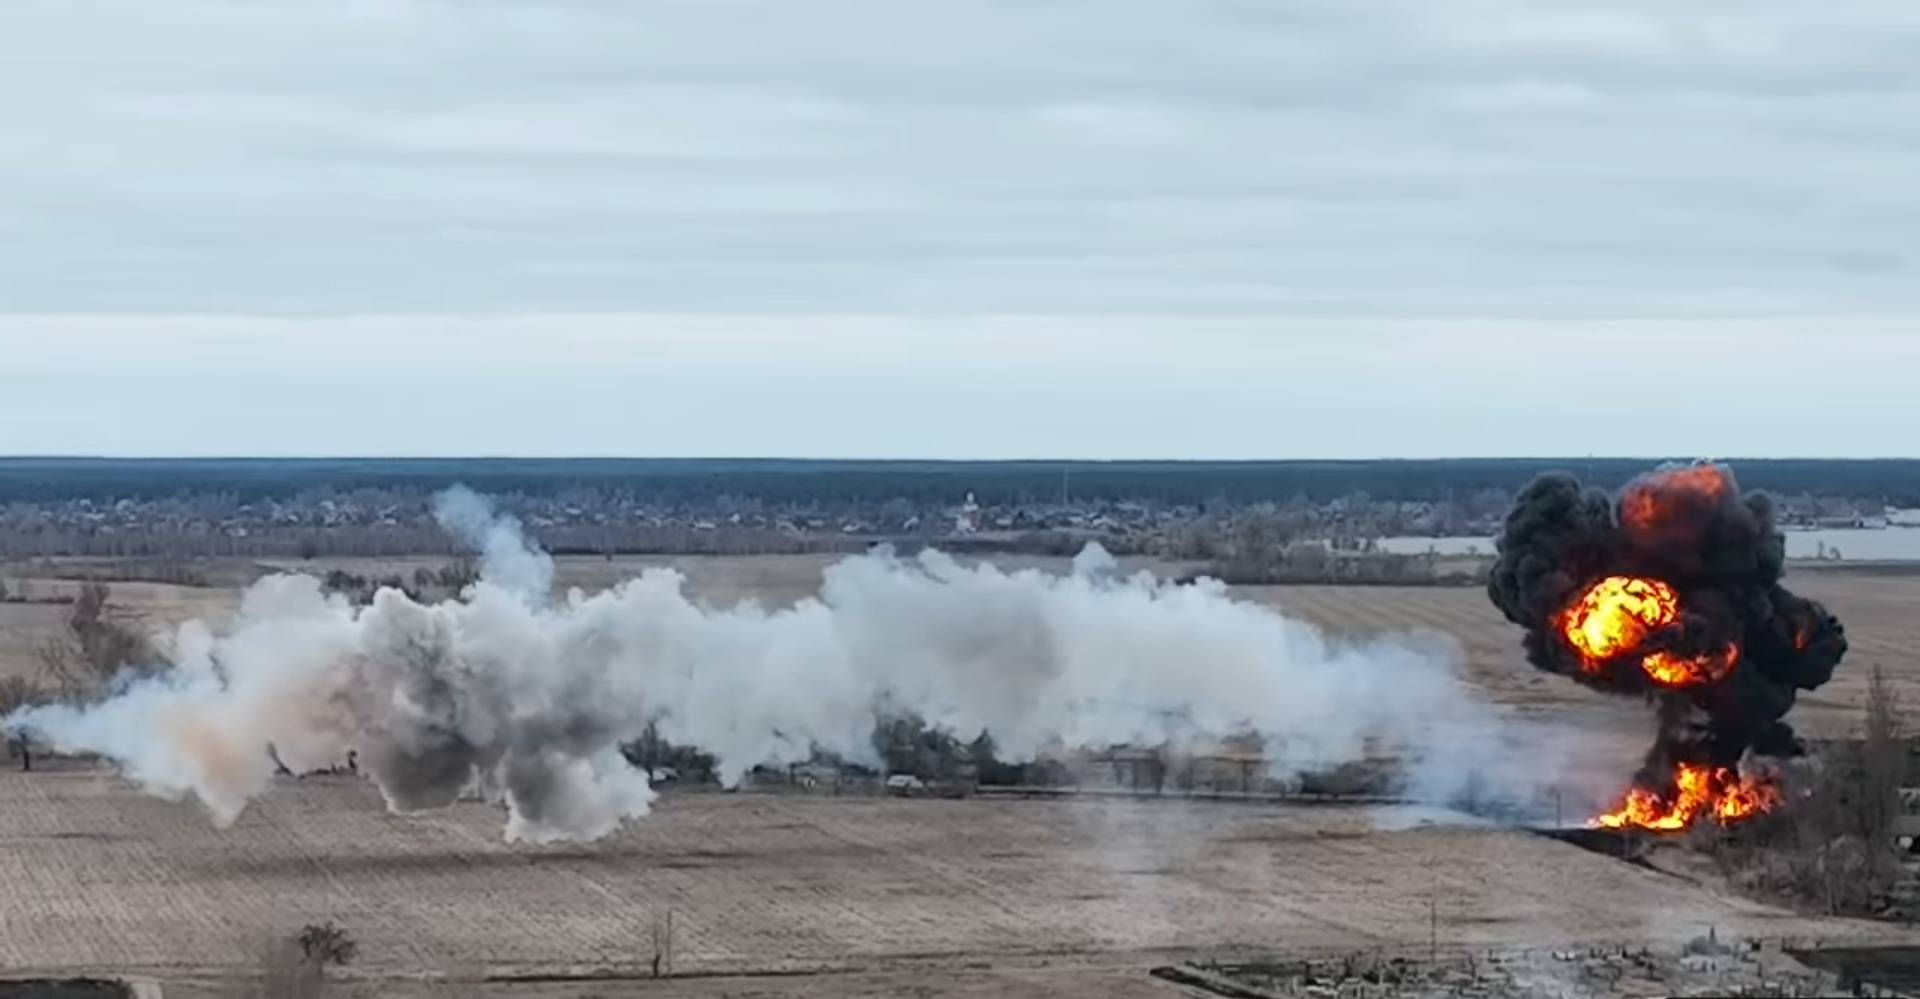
[298, 922, 357, 967]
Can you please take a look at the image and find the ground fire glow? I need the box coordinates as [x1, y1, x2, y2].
[1489, 462, 1846, 835]
[1593, 763, 1782, 831]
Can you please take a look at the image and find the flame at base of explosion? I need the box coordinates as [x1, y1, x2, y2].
[1591, 763, 1783, 832]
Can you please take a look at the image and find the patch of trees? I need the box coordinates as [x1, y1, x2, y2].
[622, 723, 720, 784]
[2, 583, 159, 770]
[318, 564, 480, 606]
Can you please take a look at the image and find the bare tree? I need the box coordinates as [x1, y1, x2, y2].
[38, 583, 156, 699]
[1858, 665, 1907, 858]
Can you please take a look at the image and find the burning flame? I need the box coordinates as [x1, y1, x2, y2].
[1641, 644, 1739, 689]
[1620, 465, 1733, 536]
[1592, 763, 1782, 831]
[1560, 576, 1738, 687]
[1561, 576, 1680, 664]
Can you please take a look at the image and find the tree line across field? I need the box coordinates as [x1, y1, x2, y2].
[4, 456, 1920, 504]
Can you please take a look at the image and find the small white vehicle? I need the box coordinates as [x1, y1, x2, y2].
[884, 774, 926, 796]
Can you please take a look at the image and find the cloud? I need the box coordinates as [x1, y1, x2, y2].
[1, 313, 1918, 458]
[1, 0, 1915, 317]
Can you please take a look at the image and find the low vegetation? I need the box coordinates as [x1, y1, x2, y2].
[1714, 666, 1912, 916]
[1, 675, 45, 770]
[319, 564, 479, 606]
[258, 923, 355, 999]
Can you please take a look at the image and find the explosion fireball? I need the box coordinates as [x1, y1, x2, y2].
[1489, 463, 1846, 833]
[1558, 575, 1738, 689]
[1560, 575, 1678, 665]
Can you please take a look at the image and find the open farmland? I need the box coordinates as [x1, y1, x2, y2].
[0, 775, 1905, 997]
[1, 554, 1916, 993]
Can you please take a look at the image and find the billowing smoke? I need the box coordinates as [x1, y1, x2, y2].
[11, 489, 1515, 841]
[433, 484, 554, 599]
[1488, 463, 1847, 820]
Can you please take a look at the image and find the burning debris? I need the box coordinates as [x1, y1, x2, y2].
[1488, 463, 1846, 832]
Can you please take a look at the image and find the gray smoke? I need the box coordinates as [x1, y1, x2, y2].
[6, 489, 1534, 841]
[432, 483, 554, 599]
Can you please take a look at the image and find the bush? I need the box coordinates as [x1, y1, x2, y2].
[298, 922, 357, 967]
[1, 676, 45, 770]
[0, 675, 42, 716]
[1714, 665, 1909, 915]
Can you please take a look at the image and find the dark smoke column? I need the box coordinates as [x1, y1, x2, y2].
[1486, 463, 1846, 817]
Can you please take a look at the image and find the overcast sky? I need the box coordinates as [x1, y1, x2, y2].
[4, 2, 1916, 458]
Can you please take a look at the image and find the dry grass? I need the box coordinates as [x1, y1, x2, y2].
[0, 553, 1914, 994]
[0, 775, 1905, 990]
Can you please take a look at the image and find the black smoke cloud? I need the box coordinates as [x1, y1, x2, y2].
[1488, 464, 1846, 776]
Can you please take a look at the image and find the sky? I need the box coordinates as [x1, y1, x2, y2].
[3, 1, 1917, 458]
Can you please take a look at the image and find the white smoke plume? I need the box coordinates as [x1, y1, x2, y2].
[432, 483, 554, 600]
[5, 489, 1524, 841]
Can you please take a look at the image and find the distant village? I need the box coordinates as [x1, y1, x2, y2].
[0, 482, 1891, 563]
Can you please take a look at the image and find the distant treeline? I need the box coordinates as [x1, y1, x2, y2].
[2, 457, 1918, 504]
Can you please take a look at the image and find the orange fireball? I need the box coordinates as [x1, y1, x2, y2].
[1560, 576, 1680, 665]
[1641, 644, 1739, 689]
[1620, 465, 1733, 536]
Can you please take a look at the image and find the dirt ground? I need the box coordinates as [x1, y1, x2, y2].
[0, 554, 1914, 995]
[0, 778, 1903, 996]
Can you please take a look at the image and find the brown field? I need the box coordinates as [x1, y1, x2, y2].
[0, 776, 1904, 997]
[0, 554, 1913, 994]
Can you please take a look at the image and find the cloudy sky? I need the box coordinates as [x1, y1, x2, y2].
[3, 2, 1916, 457]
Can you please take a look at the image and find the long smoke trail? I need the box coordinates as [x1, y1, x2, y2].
[7, 489, 1523, 842]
